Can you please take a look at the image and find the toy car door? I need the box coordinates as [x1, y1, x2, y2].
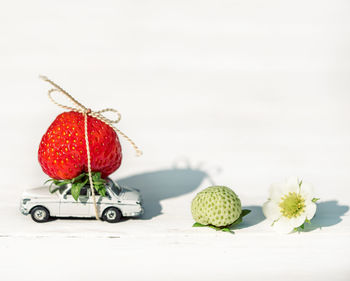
[59, 186, 91, 217]
[87, 188, 114, 215]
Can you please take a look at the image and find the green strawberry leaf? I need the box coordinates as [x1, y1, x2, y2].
[97, 187, 106, 197]
[92, 179, 102, 183]
[44, 179, 54, 185]
[210, 225, 235, 234]
[71, 185, 80, 201]
[92, 172, 103, 181]
[228, 209, 251, 227]
[45, 171, 107, 200]
[55, 180, 70, 187]
[192, 222, 227, 232]
[222, 228, 234, 233]
[47, 179, 70, 193]
[229, 217, 243, 227]
[208, 225, 220, 231]
[72, 173, 86, 183]
[241, 209, 251, 218]
[312, 198, 320, 203]
[95, 185, 106, 196]
[49, 185, 60, 194]
[71, 179, 88, 201]
[192, 209, 251, 234]
[193, 222, 206, 227]
[71, 184, 80, 201]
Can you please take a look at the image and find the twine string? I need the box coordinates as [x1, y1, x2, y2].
[83, 111, 100, 220]
[40, 75, 142, 221]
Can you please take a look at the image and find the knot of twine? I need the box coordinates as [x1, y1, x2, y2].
[40, 75, 142, 221]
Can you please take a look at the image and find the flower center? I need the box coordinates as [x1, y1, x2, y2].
[279, 192, 305, 218]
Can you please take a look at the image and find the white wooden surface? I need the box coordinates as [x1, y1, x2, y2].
[0, 1, 350, 280]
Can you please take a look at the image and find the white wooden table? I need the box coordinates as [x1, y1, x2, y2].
[0, 1, 349, 280]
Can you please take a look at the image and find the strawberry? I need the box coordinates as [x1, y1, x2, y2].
[38, 111, 122, 180]
[191, 186, 251, 233]
[191, 186, 242, 227]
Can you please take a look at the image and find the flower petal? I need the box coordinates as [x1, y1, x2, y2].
[288, 214, 307, 228]
[272, 216, 294, 234]
[300, 182, 315, 201]
[269, 183, 284, 201]
[263, 201, 281, 221]
[305, 202, 317, 220]
[282, 177, 300, 194]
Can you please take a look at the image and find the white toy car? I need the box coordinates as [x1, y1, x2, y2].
[20, 178, 144, 223]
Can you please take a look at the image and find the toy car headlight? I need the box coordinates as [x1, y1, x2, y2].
[22, 198, 31, 205]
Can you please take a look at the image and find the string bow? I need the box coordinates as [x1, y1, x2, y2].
[40, 75, 142, 220]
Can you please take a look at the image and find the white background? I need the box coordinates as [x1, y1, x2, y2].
[0, 1, 349, 280]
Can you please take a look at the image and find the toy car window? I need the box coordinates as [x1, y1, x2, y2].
[59, 185, 69, 195]
[64, 186, 88, 196]
[80, 186, 88, 196]
[108, 180, 120, 195]
[83, 186, 103, 197]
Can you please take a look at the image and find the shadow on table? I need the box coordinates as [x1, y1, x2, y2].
[117, 167, 210, 220]
[48, 216, 130, 223]
[48, 217, 95, 222]
[301, 200, 349, 232]
[236, 205, 265, 229]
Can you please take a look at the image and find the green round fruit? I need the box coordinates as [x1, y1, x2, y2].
[191, 186, 242, 227]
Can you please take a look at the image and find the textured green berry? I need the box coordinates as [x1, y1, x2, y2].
[191, 186, 242, 227]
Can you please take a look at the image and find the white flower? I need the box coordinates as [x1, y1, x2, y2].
[262, 177, 318, 234]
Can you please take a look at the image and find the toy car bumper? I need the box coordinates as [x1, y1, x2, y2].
[124, 207, 144, 217]
[20, 205, 29, 215]
[136, 207, 144, 216]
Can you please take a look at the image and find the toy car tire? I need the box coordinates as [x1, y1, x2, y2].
[30, 206, 50, 223]
[103, 207, 122, 223]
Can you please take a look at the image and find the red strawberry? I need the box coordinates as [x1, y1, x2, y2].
[38, 111, 122, 180]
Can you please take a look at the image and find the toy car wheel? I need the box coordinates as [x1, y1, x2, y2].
[103, 207, 122, 223]
[31, 206, 50, 223]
